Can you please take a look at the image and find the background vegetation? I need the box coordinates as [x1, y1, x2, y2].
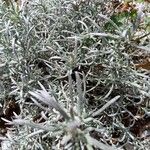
[0, 0, 149, 149]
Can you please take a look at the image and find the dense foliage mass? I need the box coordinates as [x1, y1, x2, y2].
[0, 0, 149, 149]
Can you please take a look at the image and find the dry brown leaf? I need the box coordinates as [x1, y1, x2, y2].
[145, 0, 150, 3]
[135, 60, 150, 70]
